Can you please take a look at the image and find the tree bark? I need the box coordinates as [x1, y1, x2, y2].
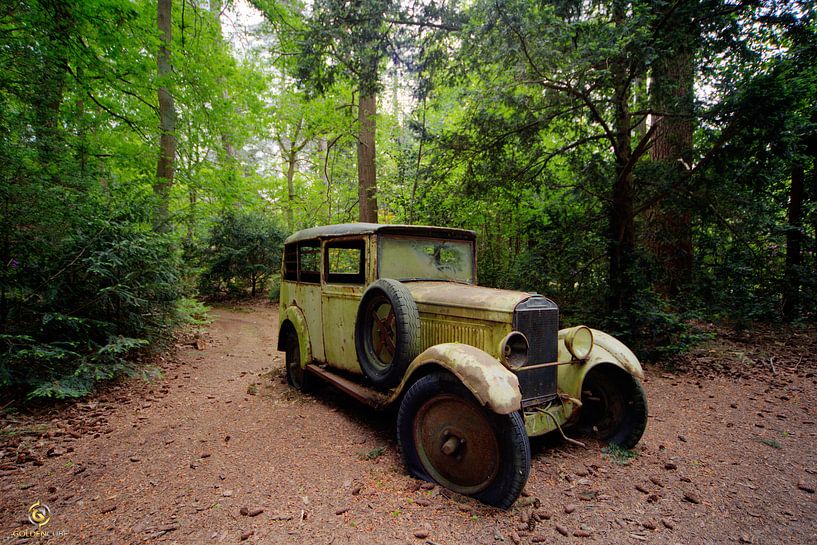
[357, 92, 378, 223]
[782, 161, 805, 320]
[644, 3, 697, 297]
[34, 0, 72, 167]
[607, 0, 636, 317]
[154, 0, 177, 233]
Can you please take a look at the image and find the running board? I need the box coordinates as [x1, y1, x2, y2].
[305, 364, 390, 409]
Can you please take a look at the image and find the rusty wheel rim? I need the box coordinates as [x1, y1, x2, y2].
[412, 393, 500, 494]
[582, 379, 624, 439]
[369, 298, 396, 368]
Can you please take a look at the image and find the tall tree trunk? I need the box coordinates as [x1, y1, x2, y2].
[357, 92, 378, 223]
[210, 1, 236, 160]
[34, 0, 71, 169]
[607, 0, 636, 318]
[783, 161, 805, 320]
[154, 0, 177, 233]
[644, 3, 697, 297]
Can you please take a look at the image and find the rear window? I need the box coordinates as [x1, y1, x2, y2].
[282, 241, 321, 283]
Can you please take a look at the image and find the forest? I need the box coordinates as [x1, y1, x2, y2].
[1, 0, 815, 401]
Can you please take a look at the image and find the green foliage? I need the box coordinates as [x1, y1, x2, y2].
[358, 445, 387, 461]
[1, 217, 181, 399]
[601, 444, 638, 465]
[197, 210, 286, 298]
[759, 438, 782, 450]
[175, 297, 212, 327]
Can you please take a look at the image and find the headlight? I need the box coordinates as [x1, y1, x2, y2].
[565, 325, 594, 360]
[499, 331, 528, 370]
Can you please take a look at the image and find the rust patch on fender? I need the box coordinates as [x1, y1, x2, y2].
[395, 343, 522, 414]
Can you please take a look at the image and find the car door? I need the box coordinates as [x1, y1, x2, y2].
[291, 240, 325, 362]
[321, 237, 367, 374]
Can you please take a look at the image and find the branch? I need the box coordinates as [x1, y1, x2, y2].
[539, 79, 619, 155]
[384, 18, 461, 32]
[84, 90, 149, 140]
[498, 3, 545, 81]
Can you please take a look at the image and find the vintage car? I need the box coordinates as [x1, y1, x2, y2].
[277, 223, 647, 508]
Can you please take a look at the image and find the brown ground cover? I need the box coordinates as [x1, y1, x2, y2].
[1, 303, 815, 544]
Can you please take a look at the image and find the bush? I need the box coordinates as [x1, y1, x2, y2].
[198, 210, 286, 298]
[0, 218, 182, 399]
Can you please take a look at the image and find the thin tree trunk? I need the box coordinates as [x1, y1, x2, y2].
[280, 118, 303, 232]
[319, 138, 332, 222]
[285, 150, 297, 231]
[357, 92, 378, 223]
[409, 97, 426, 225]
[154, 0, 177, 233]
[783, 161, 805, 320]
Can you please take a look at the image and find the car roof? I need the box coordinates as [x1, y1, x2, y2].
[284, 223, 476, 244]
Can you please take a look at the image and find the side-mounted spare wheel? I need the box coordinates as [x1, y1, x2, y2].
[397, 372, 531, 509]
[577, 364, 648, 449]
[355, 279, 421, 388]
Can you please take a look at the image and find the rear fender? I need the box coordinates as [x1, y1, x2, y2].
[277, 305, 312, 367]
[394, 343, 521, 414]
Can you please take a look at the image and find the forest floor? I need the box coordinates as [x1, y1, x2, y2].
[1, 302, 816, 545]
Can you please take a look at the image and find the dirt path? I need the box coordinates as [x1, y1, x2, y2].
[1, 303, 816, 544]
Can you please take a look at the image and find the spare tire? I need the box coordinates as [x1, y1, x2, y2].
[355, 279, 421, 388]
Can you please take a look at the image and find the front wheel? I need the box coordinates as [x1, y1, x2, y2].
[397, 372, 530, 509]
[577, 364, 647, 449]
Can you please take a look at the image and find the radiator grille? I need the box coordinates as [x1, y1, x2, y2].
[420, 318, 487, 352]
[513, 297, 559, 406]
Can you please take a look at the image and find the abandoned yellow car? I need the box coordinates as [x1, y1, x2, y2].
[278, 223, 647, 508]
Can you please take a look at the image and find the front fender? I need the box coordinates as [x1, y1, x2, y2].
[395, 343, 521, 415]
[557, 328, 643, 400]
[277, 305, 312, 366]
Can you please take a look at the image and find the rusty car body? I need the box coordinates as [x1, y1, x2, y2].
[277, 223, 648, 508]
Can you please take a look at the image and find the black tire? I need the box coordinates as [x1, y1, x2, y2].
[285, 333, 312, 392]
[355, 279, 421, 388]
[577, 365, 648, 449]
[397, 372, 530, 509]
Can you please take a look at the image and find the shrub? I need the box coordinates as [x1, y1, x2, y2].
[0, 218, 182, 399]
[198, 210, 286, 298]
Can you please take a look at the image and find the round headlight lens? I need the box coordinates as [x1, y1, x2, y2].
[565, 325, 594, 360]
[499, 331, 528, 370]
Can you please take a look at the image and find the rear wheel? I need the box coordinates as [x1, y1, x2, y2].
[577, 365, 647, 449]
[397, 372, 530, 509]
[285, 334, 312, 392]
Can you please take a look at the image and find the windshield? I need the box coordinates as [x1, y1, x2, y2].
[379, 235, 475, 283]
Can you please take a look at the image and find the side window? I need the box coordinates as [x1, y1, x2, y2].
[325, 240, 365, 284]
[283, 244, 297, 281]
[298, 242, 321, 284]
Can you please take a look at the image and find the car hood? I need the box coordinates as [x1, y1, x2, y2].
[402, 281, 535, 315]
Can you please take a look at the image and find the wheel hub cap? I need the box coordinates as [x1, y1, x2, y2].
[413, 394, 500, 494]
